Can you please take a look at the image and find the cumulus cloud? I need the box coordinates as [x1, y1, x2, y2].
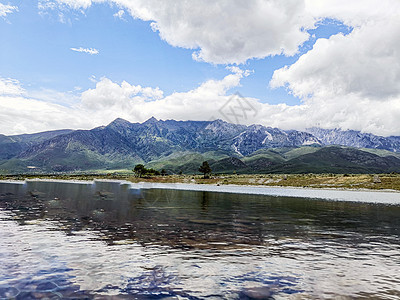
[15, 0, 400, 136]
[0, 78, 88, 134]
[40, 0, 316, 64]
[0, 69, 250, 135]
[39, 0, 400, 66]
[269, 1, 400, 135]
[0, 3, 18, 18]
[79, 67, 249, 124]
[0, 95, 90, 135]
[70, 47, 99, 55]
[272, 2, 400, 100]
[305, 0, 400, 27]
[2, 67, 400, 136]
[81, 77, 164, 117]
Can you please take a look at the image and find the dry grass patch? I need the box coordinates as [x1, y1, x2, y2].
[1, 173, 400, 191]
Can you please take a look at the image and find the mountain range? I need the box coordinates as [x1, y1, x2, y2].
[1, 117, 400, 174]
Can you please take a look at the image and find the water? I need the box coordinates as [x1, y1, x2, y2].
[0, 180, 399, 299]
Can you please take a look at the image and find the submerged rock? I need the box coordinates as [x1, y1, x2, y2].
[239, 286, 273, 299]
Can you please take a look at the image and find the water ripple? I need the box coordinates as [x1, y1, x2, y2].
[0, 180, 399, 298]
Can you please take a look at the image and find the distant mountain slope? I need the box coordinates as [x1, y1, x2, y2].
[0, 129, 73, 160]
[232, 125, 320, 155]
[306, 128, 400, 152]
[0, 134, 22, 160]
[2, 118, 323, 172]
[266, 146, 400, 174]
[10, 129, 74, 145]
[152, 146, 400, 174]
[1, 118, 400, 174]
[18, 127, 143, 171]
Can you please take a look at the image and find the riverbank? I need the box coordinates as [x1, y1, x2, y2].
[1, 173, 400, 191]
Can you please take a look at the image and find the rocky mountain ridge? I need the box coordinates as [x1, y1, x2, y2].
[1, 118, 400, 173]
[305, 127, 400, 152]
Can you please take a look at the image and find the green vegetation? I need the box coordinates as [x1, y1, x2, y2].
[145, 151, 229, 175]
[198, 161, 212, 178]
[133, 164, 146, 177]
[2, 145, 400, 176]
[145, 146, 400, 176]
[133, 164, 161, 177]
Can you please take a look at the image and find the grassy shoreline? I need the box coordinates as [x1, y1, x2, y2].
[1, 173, 400, 191]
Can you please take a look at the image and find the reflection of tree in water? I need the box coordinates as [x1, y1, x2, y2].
[201, 191, 209, 210]
[2, 181, 400, 300]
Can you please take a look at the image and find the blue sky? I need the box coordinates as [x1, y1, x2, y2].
[1, 2, 350, 106]
[0, 1, 399, 136]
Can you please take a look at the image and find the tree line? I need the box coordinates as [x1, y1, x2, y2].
[133, 161, 212, 178]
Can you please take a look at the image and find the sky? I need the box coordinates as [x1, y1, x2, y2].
[0, 0, 400, 136]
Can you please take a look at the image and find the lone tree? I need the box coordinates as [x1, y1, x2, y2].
[133, 164, 146, 177]
[161, 169, 168, 176]
[199, 161, 212, 179]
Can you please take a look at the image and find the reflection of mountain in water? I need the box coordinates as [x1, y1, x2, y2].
[1, 180, 399, 250]
[1, 180, 400, 299]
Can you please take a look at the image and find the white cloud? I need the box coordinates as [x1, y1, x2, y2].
[0, 70, 249, 135]
[1, 68, 400, 136]
[0, 95, 90, 135]
[81, 77, 163, 109]
[305, 0, 400, 27]
[49, 0, 94, 10]
[268, 2, 400, 135]
[0, 78, 88, 135]
[0, 3, 18, 18]
[271, 21, 400, 100]
[0, 77, 25, 96]
[12, 0, 400, 136]
[258, 95, 400, 137]
[272, 1, 400, 100]
[79, 70, 247, 123]
[113, 9, 124, 19]
[41, 0, 316, 64]
[70, 47, 99, 55]
[38, 0, 73, 23]
[39, 0, 400, 67]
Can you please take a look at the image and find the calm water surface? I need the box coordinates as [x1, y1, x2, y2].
[0, 180, 399, 299]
